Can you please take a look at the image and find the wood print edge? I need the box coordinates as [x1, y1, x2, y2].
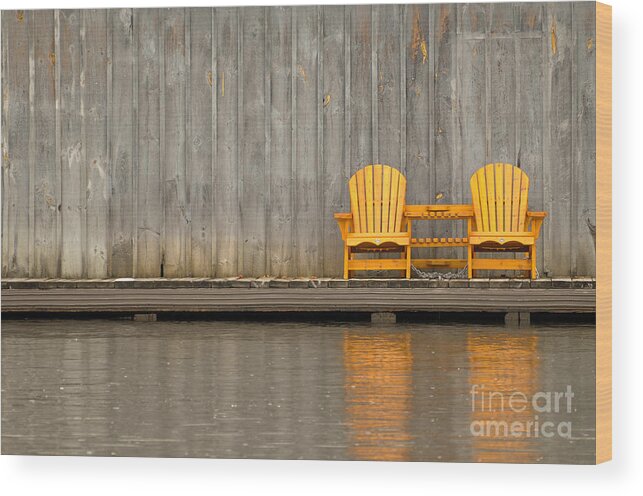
[595, 0, 612, 464]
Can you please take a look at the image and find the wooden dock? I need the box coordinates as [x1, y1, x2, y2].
[1, 278, 595, 315]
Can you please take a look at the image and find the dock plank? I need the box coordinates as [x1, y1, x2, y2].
[1, 287, 595, 313]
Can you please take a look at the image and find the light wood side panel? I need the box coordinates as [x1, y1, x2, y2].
[595, 1, 611, 465]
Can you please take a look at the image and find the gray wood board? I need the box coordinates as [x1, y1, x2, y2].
[1, 3, 598, 278]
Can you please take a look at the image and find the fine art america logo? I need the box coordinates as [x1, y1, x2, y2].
[469, 385, 574, 439]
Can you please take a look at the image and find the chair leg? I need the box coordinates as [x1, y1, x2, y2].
[343, 245, 350, 279]
[530, 245, 537, 279]
[467, 245, 474, 279]
[405, 246, 412, 279]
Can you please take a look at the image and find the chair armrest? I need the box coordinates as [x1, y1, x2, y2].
[526, 211, 547, 218]
[334, 213, 353, 240]
[526, 211, 547, 239]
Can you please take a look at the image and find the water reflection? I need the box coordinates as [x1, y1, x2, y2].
[343, 330, 413, 461]
[467, 332, 540, 463]
[1, 319, 595, 462]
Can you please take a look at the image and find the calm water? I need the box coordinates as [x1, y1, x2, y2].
[1, 319, 596, 463]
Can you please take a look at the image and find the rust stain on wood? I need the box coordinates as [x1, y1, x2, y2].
[410, 9, 428, 64]
[551, 21, 558, 55]
[528, 13, 537, 30]
[297, 64, 307, 82]
[438, 6, 450, 42]
[16, 11, 24, 22]
[48, 52, 56, 66]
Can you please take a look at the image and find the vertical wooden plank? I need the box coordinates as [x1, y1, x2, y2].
[571, 3, 596, 276]
[267, 7, 293, 277]
[543, 3, 573, 275]
[59, 10, 83, 277]
[458, 3, 487, 211]
[240, 6, 266, 276]
[489, 4, 517, 164]
[294, 5, 320, 275]
[162, 8, 188, 277]
[375, 4, 401, 167]
[490, 2, 515, 36]
[1, 11, 31, 276]
[348, 5, 373, 274]
[405, 4, 431, 235]
[31, 10, 59, 277]
[188, 7, 213, 276]
[110, 8, 135, 276]
[213, 8, 239, 277]
[321, 5, 346, 277]
[349, 5, 372, 171]
[517, 4, 545, 273]
[459, 39, 486, 181]
[84, 10, 109, 278]
[135, 9, 161, 277]
[432, 4, 458, 255]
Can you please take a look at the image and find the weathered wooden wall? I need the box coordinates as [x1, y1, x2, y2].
[1, 3, 597, 278]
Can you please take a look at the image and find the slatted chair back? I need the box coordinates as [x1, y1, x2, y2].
[348, 165, 407, 234]
[470, 163, 530, 233]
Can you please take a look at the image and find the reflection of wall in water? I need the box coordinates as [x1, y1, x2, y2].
[343, 331, 413, 461]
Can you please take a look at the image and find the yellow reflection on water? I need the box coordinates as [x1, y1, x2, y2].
[343, 331, 413, 461]
[467, 332, 540, 463]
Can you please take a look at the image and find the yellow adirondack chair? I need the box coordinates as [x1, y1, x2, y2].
[335, 165, 412, 279]
[468, 163, 547, 279]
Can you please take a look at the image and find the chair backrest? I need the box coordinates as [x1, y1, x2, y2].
[349, 165, 406, 233]
[470, 163, 529, 233]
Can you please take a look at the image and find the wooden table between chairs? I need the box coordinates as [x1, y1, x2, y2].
[404, 204, 474, 271]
